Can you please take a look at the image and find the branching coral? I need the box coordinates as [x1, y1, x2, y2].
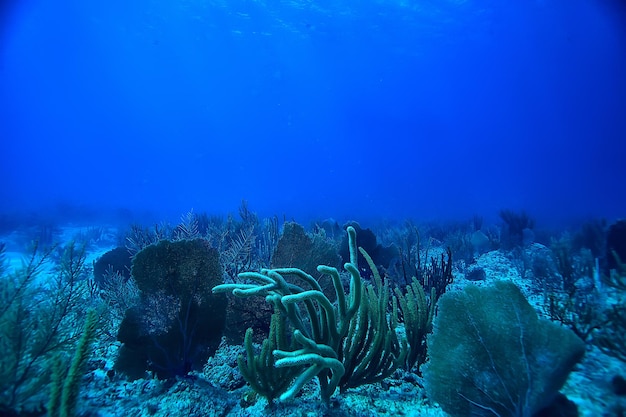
[214, 226, 430, 403]
[0, 242, 93, 412]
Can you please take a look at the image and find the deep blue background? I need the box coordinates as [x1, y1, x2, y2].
[1, 0, 625, 226]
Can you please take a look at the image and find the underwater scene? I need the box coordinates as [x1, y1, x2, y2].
[1, 0, 626, 416]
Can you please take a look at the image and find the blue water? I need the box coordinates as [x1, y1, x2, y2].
[1, 0, 625, 226]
